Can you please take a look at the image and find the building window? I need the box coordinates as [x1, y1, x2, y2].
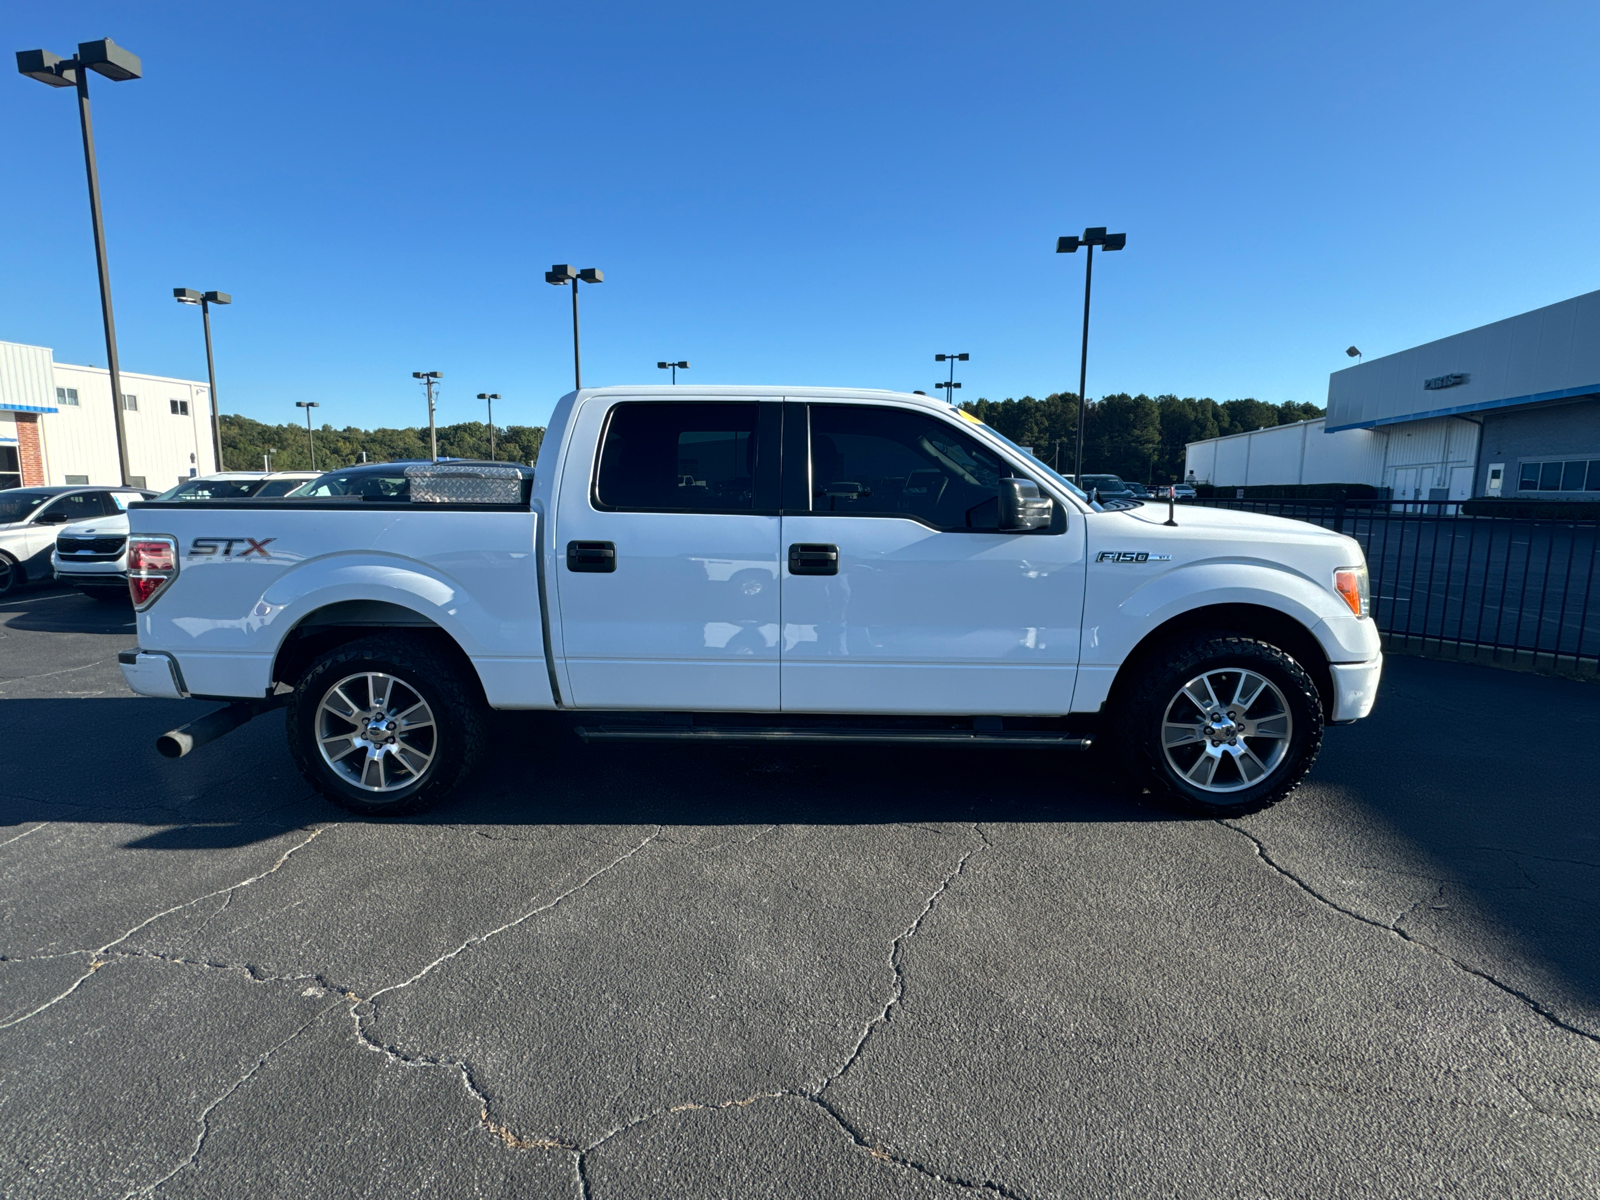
[56, 387, 80, 406]
[170, 399, 190, 416]
[121, 394, 138, 411]
[1518, 458, 1600, 492]
[65, 474, 89, 485]
[0, 445, 19, 491]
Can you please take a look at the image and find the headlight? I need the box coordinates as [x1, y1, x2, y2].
[1333, 565, 1369, 618]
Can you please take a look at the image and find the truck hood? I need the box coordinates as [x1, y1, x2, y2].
[1114, 500, 1358, 548]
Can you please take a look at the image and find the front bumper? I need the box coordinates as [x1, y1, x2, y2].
[118, 650, 188, 700]
[1328, 654, 1382, 723]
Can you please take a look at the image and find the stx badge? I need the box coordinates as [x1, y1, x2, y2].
[190, 537, 276, 559]
[1096, 550, 1171, 563]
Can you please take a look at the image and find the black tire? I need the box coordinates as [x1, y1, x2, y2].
[1113, 634, 1323, 818]
[286, 634, 488, 817]
[0, 553, 20, 598]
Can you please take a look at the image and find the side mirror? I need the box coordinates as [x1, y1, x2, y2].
[34, 509, 68, 525]
[999, 478, 1053, 531]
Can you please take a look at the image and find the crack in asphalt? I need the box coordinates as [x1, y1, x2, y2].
[0, 826, 327, 1031]
[119, 999, 345, 1199]
[1221, 820, 1600, 1047]
[0, 658, 113, 693]
[473, 823, 1006, 1200]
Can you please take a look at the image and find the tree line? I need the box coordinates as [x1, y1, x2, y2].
[219, 391, 1322, 483]
[961, 392, 1324, 483]
[218, 414, 545, 473]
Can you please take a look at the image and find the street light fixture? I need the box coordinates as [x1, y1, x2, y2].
[656, 360, 689, 385]
[16, 38, 143, 486]
[175, 288, 231, 471]
[934, 353, 968, 404]
[1346, 346, 1362, 362]
[1056, 225, 1126, 484]
[412, 371, 442, 461]
[545, 265, 602, 391]
[294, 401, 320, 470]
[476, 393, 501, 460]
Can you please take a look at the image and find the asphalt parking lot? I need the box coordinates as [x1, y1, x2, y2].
[2, 585, 1598, 1199]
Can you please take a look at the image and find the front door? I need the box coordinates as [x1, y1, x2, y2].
[554, 397, 783, 710]
[779, 402, 1085, 715]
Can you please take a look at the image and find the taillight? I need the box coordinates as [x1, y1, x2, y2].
[128, 537, 178, 609]
[1333, 565, 1370, 618]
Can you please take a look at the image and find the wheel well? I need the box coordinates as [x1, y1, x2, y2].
[1107, 603, 1334, 716]
[271, 601, 473, 691]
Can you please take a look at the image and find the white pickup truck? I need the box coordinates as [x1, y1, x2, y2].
[118, 386, 1381, 818]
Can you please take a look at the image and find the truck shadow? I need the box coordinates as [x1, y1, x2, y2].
[0, 586, 135, 634]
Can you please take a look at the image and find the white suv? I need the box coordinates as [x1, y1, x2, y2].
[1, 486, 155, 597]
[53, 472, 317, 601]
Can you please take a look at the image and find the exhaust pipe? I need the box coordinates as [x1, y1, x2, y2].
[156, 698, 282, 759]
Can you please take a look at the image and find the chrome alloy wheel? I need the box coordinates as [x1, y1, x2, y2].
[315, 672, 436, 794]
[1160, 667, 1293, 793]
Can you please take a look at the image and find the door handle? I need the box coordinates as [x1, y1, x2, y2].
[788, 543, 839, 576]
[566, 540, 616, 573]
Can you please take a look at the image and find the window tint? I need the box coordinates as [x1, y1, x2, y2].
[296, 471, 410, 500]
[255, 478, 305, 497]
[40, 492, 101, 523]
[154, 478, 268, 502]
[596, 402, 760, 512]
[807, 405, 1009, 530]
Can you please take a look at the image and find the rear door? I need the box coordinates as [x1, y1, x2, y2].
[553, 397, 783, 710]
[778, 401, 1085, 715]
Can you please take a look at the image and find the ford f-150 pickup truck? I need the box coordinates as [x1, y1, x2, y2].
[118, 386, 1381, 818]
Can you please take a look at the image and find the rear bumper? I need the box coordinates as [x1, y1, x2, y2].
[59, 570, 128, 589]
[118, 649, 188, 700]
[1328, 654, 1382, 724]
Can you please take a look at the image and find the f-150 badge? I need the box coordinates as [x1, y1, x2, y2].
[1096, 550, 1171, 563]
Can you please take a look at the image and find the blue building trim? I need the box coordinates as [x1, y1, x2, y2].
[0, 402, 60, 414]
[1325, 383, 1600, 432]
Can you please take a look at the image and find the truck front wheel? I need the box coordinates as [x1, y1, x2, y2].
[287, 634, 487, 817]
[1116, 634, 1323, 817]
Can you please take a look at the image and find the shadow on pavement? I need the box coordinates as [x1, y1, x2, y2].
[0, 586, 134, 634]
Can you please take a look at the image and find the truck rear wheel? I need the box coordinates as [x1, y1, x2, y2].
[287, 634, 487, 817]
[1115, 634, 1323, 817]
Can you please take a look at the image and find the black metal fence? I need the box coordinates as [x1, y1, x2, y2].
[1190, 497, 1600, 677]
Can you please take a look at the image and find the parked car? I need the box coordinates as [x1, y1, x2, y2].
[1172, 483, 1198, 501]
[0, 485, 155, 597]
[1124, 481, 1152, 499]
[52, 472, 316, 601]
[1077, 474, 1137, 504]
[120, 386, 1380, 821]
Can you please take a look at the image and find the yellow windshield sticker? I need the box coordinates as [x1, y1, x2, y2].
[956, 409, 984, 425]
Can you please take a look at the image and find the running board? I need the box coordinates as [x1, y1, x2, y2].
[574, 725, 1092, 749]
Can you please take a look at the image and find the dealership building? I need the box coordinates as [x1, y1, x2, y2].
[1185, 288, 1600, 500]
[0, 338, 219, 492]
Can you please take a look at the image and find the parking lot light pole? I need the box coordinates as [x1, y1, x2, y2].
[656, 360, 689, 385]
[412, 372, 442, 461]
[476, 393, 500, 460]
[17, 38, 143, 487]
[545, 265, 602, 391]
[934, 353, 968, 405]
[1056, 226, 1126, 483]
[175, 288, 231, 471]
[294, 401, 320, 470]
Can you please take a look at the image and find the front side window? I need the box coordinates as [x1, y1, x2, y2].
[806, 405, 1010, 531]
[595, 402, 761, 512]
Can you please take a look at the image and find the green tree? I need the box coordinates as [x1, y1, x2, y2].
[219, 415, 545, 473]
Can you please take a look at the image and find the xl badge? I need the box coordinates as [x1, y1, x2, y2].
[1096, 550, 1171, 563]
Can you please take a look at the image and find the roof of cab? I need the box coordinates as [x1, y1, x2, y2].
[572, 385, 958, 413]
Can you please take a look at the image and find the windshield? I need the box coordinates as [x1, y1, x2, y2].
[969, 427, 1090, 502]
[0, 490, 53, 523]
[154, 477, 268, 502]
[292, 469, 411, 500]
[256, 478, 308, 497]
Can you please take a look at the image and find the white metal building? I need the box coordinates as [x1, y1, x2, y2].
[1187, 287, 1600, 500]
[0, 338, 218, 491]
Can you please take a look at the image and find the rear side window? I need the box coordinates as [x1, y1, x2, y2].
[595, 402, 762, 512]
[806, 404, 1009, 531]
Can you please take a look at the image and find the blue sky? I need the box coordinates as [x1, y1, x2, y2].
[6, 1, 1598, 433]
